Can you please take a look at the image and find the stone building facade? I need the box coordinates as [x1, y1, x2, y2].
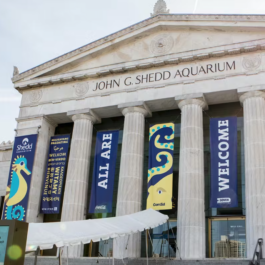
[1, 2, 265, 260]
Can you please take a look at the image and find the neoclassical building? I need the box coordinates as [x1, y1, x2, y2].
[1, 0, 265, 260]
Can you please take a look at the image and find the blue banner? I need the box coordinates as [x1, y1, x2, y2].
[210, 117, 238, 208]
[2, 134, 38, 221]
[40, 135, 70, 214]
[89, 130, 119, 213]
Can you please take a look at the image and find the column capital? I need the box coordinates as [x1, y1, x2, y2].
[175, 93, 208, 110]
[239, 90, 265, 104]
[118, 101, 152, 117]
[67, 108, 101, 124]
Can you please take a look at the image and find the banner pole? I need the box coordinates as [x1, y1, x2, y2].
[146, 230, 149, 265]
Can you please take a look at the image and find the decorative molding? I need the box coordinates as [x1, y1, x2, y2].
[15, 43, 265, 90]
[0, 141, 13, 151]
[150, 34, 174, 55]
[67, 108, 101, 124]
[13, 66, 19, 77]
[29, 89, 43, 103]
[18, 68, 265, 109]
[74, 82, 89, 97]
[12, 14, 265, 83]
[151, 0, 170, 17]
[242, 55, 262, 71]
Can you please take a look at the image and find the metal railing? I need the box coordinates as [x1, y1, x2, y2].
[249, 238, 263, 265]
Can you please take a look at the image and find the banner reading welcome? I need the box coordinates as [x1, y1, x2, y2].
[40, 135, 70, 214]
[2, 134, 38, 221]
[147, 123, 174, 210]
[210, 117, 238, 208]
[89, 130, 119, 213]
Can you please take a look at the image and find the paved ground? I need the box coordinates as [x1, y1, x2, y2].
[24, 257, 265, 265]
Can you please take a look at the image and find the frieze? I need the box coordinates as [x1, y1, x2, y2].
[15, 46, 265, 90]
[74, 82, 89, 97]
[30, 89, 43, 103]
[150, 34, 174, 55]
[93, 61, 236, 92]
[12, 14, 265, 83]
[242, 55, 262, 71]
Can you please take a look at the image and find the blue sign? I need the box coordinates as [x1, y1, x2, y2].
[2, 134, 38, 221]
[210, 117, 238, 208]
[0, 226, 9, 263]
[89, 130, 119, 213]
[40, 135, 70, 214]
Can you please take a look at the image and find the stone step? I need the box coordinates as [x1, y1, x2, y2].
[24, 257, 265, 265]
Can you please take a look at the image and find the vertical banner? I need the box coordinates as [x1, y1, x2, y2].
[210, 117, 238, 208]
[147, 123, 174, 210]
[40, 135, 70, 214]
[89, 130, 119, 213]
[2, 134, 38, 221]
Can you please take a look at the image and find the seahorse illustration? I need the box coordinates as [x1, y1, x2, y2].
[4, 156, 31, 221]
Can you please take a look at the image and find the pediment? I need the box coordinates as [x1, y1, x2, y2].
[13, 14, 265, 87]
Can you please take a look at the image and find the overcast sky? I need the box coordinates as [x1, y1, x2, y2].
[1, 0, 265, 142]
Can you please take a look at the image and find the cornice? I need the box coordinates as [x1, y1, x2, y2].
[0, 141, 13, 151]
[14, 41, 265, 90]
[12, 13, 265, 84]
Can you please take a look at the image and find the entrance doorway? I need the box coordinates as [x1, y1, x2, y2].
[152, 220, 177, 257]
[208, 217, 246, 258]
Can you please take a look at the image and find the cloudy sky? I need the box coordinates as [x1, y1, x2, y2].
[1, 0, 265, 142]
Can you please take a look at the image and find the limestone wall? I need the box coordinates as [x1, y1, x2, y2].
[0, 142, 13, 196]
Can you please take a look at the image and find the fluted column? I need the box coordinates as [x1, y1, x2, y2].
[177, 98, 206, 259]
[113, 103, 150, 259]
[240, 91, 265, 258]
[62, 111, 99, 258]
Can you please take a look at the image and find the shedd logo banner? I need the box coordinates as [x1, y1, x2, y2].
[89, 130, 119, 214]
[210, 117, 238, 208]
[2, 134, 38, 221]
[147, 123, 174, 210]
[16, 137, 33, 152]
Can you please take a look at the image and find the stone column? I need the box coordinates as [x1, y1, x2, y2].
[239, 91, 265, 258]
[176, 96, 207, 259]
[61, 109, 100, 258]
[16, 115, 56, 223]
[113, 102, 151, 259]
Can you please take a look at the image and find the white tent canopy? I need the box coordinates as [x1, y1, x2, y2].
[26, 209, 168, 251]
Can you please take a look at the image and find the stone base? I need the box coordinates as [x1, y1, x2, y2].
[24, 257, 265, 265]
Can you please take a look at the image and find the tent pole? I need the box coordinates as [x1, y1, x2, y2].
[58, 248, 61, 265]
[112, 238, 115, 265]
[34, 247, 39, 265]
[67, 246, 69, 265]
[167, 220, 170, 259]
[146, 230, 149, 265]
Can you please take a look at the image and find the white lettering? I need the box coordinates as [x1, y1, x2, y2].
[101, 150, 110, 159]
[218, 120, 229, 127]
[102, 141, 111, 149]
[218, 177, 230, 191]
[218, 152, 229, 160]
[218, 128, 229, 141]
[99, 172, 109, 179]
[99, 163, 109, 171]
[98, 179, 108, 189]
[218, 142, 229, 151]
[218, 168, 229, 176]
[103, 134, 112, 141]
[218, 160, 229, 167]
